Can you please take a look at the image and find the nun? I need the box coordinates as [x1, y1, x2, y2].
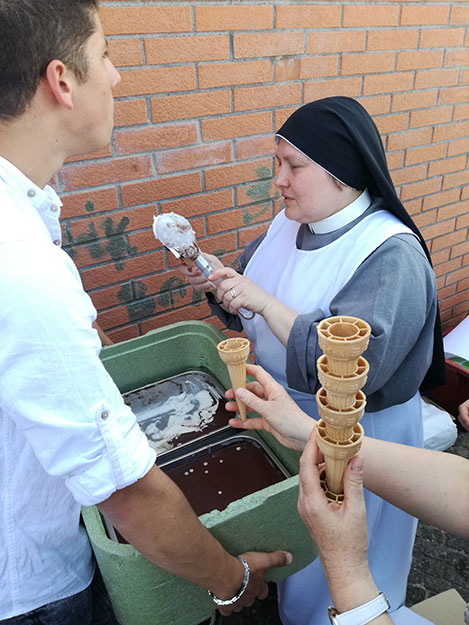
[179, 96, 445, 624]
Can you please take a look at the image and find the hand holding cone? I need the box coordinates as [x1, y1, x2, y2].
[217, 337, 250, 421]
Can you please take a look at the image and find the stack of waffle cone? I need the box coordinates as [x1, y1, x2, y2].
[315, 316, 371, 502]
[217, 337, 250, 421]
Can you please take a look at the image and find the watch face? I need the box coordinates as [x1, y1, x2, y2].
[327, 606, 339, 624]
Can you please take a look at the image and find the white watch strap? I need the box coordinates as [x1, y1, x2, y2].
[328, 592, 390, 625]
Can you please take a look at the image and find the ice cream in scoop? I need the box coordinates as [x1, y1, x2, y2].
[153, 213, 199, 260]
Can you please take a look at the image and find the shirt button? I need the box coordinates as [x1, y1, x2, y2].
[101, 410, 110, 421]
[27, 189, 36, 198]
[50, 205, 59, 212]
[53, 240, 61, 246]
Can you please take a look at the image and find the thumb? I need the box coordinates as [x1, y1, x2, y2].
[252, 550, 293, 570]
[343, 454, 364, 499]
[236, 387, 266, 415]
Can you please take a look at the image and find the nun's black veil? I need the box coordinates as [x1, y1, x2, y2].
[276, 96, 445, 391]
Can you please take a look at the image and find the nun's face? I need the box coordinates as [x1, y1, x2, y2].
[274, 139, 347, 223]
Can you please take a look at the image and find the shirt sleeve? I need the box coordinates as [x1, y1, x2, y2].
[0, 240, 155, 506]
[286, 234, 437, 411]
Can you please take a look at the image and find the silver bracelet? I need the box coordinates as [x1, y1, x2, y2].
[208, 557, 250, 606]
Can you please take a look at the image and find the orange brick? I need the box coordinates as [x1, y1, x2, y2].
[120, 172, 202, 207]
[435, 281, 455, 299]
[453, 104, 469, 121]
[156, 142, 232, 174]
[114, 99, 148, 127]
[274, 58, 301, 82]
[304, 77, 361, 101]
[400, 5, 449, 26]
[114, 66, 195, 98]
[198, 60, 271, 89]
[422, 188, 460, 211]
[386, 128, 432, 152]
[411, 209, 437, 229]
[145, 35, 229, 64]
[450, 6, 469, 25]
[434, 120, 469, 143]
[405, 143, 448, 166]
[207, 207, 272, 235]
[107, 326, 139, 343]
[81, 251, 165, 290]
[162, 189, 233, 218]
[422, 219, 456, 241]
[60, 156, 153, 191]
[276, 5, 340, 28]
[445, 49, 469, 67]
[396, 50, 443, 72]
[238, 223, 269, 247]
[114, 123, 198, 155]
[391, 164, 426, 187]
[100, 6, 191, 35]
[386, 150, 404, 171]
[61, 188, 119, 219]
[65, 145, 111, 164]
[357, 95, 390, 116]
[391, 90, 438, 113]
[405, 198, 423, 216]
[90, 283, 131, 311]
[236, 180, 275, 206]
[374, 113, 409, 135]
[128, 230, 162, 254]
[462, 185, 469, 201]
[274, 107, 298, 129]
[428, 155, 466, 178]
[343, 5, 399, 28]
[419, 28, 465, 49]
[69, 206, 153, 239]
[439, 86, 469, 105]
[435, 259, 464, 282]
[442, 169, 469, 190]
[201, 111, 272, 142]
[307, 31, 365, 55]
[151, 91, 231, 123]
[234, 31, 303, 59]
[415, 68, 459, 90]
[366, 29, 419, 52]
[235, 136, 276, 160]
[205, 158, 272, 191]
[399, 177, 442, 201]
[140, 302, 211, 334]
[445, 265, 469, 287]
[195, 5, 273, 32]
[234, 84, 301, 112]
[341, 52, 395, 76]
[108, 38, 143, 67]
[300, 56, 339, 79]
[364, 72, 414, 96]
[409, 106, 452, 129]
[431, 230, 466, 253]
[450, 240, 469, 259]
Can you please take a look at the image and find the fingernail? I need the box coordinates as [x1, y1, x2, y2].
[236, 388, 246, 400]
[285, 552, 293, 565]
[350, 455, 363, 472]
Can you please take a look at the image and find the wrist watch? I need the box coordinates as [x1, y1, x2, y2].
[208, 557, 250, 606]
[328, 592, 390, 625]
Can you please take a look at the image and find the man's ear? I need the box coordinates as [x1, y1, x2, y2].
[45, 60, 74, 110]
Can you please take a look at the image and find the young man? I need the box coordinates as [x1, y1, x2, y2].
[0, 1, 291, 623]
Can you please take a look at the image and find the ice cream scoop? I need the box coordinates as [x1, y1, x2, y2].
[152, 212, 254, 320]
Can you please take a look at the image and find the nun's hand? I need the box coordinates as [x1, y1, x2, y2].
[209, 267, 274, 316]
[226, 364, 315, 451]
[177, 253, 222, 293]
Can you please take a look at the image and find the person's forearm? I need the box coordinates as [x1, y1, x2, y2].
[360, 438, 469, 538]
[261, 297, 298, 346]
[97, 465, 243, 598]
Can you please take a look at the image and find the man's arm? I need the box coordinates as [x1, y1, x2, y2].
[97, 464, 291, 614]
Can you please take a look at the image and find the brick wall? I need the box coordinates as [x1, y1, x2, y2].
[58, 1, 469, 343]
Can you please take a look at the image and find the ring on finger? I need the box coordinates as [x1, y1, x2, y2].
[230, 287, 236, 299]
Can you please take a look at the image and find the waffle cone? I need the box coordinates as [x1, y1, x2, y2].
[316, 421, 363, 495]
[317, 316, 371, 375]
[217, 338, 250, 421]
[317, 355, 369, 409]
[316, 388, 366, 440]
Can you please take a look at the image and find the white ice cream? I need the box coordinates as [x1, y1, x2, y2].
[153, 212, 199, 260]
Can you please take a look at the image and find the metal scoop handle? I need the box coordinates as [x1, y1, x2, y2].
[194, 255, 255, 321]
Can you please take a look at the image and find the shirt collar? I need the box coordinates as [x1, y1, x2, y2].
[0, 155, 62, 213]
[308, 189, 371, 234]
